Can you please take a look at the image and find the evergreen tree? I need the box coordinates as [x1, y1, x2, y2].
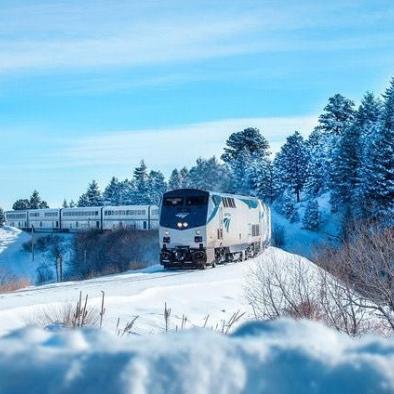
[12, 199, 30, 210]
[78, 180, 103, 207]
[363, 79, 394, 222]
[274, 131, 308, 202]
[0, 207, 5, 227]
[330, 123, 361, 210]
[179, 167, 189, 188]
[147, 170, 167, 204]
[304, 128, 329, 196]
[302, 199, 320, 231]
[62, 199, 69, 208]
[318, 94, 355, 136]
[353, 92, 383, 218]
[29, 190, 48, 209]
[280, 190, 299, 222]
[168, 169, 182, 190]
[133, 161, 150, 204]
[246, 156, 275, 202]
[69, 200, 76, 208]
[187, 157, 231, 192]
[222, 127, 270, 163]
[103, 177, 121, 205]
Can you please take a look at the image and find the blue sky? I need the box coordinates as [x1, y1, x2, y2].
[1, 0, 393, 209]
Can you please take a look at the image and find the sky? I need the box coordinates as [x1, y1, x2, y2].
[1, 0, 394, 209]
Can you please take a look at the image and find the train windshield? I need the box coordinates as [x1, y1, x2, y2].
[160, 192, 209, 229]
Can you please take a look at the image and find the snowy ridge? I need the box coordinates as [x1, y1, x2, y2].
[0, 319, 393, 393]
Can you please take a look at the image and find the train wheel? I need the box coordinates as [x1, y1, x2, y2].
[211, 260, 217, 268]
[199, 263, 206, 270]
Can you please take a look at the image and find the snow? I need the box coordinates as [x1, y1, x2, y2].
[0, 226, 73, 283]
[0, 245, 312, 336]
[0, 319, 394, 393]
[272, 193, 341, 258]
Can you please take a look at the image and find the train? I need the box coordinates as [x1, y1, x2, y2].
[4, 205, 160, 232]
[159, 189, 271, 269]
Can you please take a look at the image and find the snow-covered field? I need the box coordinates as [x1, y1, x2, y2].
[1, 319, 394, 393]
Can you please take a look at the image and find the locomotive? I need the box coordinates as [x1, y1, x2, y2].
[159, 189, 271, 269]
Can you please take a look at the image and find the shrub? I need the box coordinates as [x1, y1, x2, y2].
[71, 229, 159, 279]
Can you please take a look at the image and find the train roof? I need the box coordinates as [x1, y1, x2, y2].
[163, 188, 260, 201]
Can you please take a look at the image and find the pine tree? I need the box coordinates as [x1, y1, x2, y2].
[330, 123, 361, 210]
[133, 161, 150, 204]
[280, 190, 299, 222]
[78, 180, 103, 207]
[222, 127, 270, 163]
[62, 199, 69, 208]
[318, 94, 355, 136]
[29, 190, 48, 209]
[302, 199, 320, 231]
[179, 167, 189, 188]
[363, 79, 394, 222]
[147, 170, 167, 204]
[69, 200, 76, 208]
[103, 177, 121, 205]
[187, 157, 231, 192]
[168, 169, 182, 190]
[12, 199, 30, 210]
[353, 92, 383, 219]
[274, 131, 308, 202]
[0, 207, 5, 227]
[246, 156, 275, 202]
[304, 128, 329, 196]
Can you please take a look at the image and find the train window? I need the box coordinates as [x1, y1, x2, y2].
[164, 197, 184, 206]
[186, 196, 208, 206]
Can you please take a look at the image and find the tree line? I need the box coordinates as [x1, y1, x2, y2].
[7, 78, 393, 231]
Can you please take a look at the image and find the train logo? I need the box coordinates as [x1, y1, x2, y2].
[223, 217, 231, 232]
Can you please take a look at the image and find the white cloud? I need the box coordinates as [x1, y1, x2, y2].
[55, 116, 317, 174]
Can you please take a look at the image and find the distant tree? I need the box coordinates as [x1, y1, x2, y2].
[302, 199, 321, 231]
[78, 180, 103, 207]
[187, 157, 231, 192]
[0, 207, 5, 227]
[103, 177, 121, 205]
[168, 169, 182, 191]
[133, 161, 150, 204]
[247, 157, 275, 203]
[69, 200, 76, 208]
[147, 170, 167, 205]
[304, 128, 329, 196]
[12, 199, 30, 210]
[179, 167, 189, 188]
[221, 127, 270, 163]
[28, 190, 49, 209]
[280, 190, 299, 222]
[318, 94, 355, 136]
[274, 131, 308, 202]
[62, 199, 69, 208]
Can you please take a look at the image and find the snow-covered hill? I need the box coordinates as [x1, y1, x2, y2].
[0, 247, 312, 336]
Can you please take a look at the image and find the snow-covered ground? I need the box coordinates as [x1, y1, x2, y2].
[0, 226, 73, 284]
[273, 193, 341, 258]
[0, 246, 311, 336]
[1, 319, 393, 394]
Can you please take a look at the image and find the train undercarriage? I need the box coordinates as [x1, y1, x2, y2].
[160, 242, 263, 270]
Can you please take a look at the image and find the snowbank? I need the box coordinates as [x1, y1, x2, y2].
[0, 319, 393, 393]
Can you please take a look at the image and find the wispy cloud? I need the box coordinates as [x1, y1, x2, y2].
[51, 116, 317, 173]
[1, 1, 393, 74]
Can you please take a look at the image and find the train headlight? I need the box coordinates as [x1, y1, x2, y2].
[177, 222, 183, 229]
[183, 222, 188, 228]
[195, 230, 201, 235]
[165, 231, 170, 236]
